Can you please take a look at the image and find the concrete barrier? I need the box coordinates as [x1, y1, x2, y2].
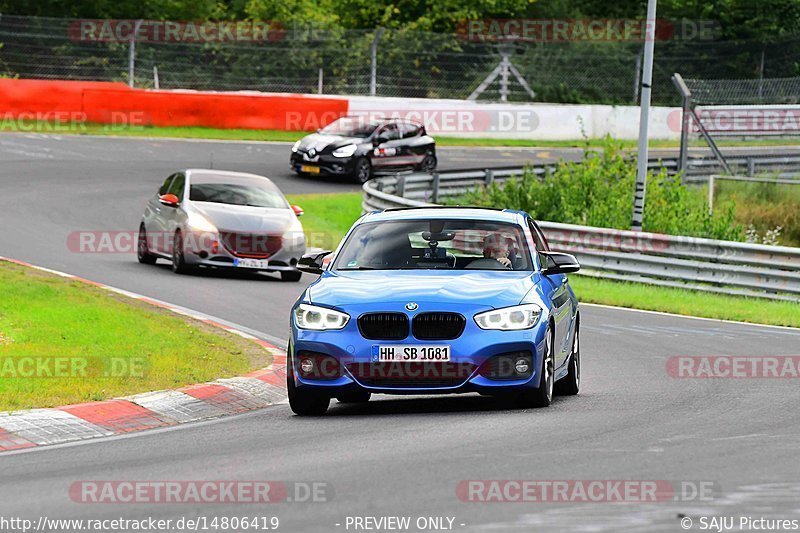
[0, 78, 684, 139]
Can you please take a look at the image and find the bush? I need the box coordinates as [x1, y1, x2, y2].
[455, 137, 743, 241]
[714, 180, 800, 247]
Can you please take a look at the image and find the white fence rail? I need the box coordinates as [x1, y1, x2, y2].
[363, 168, 800, 302]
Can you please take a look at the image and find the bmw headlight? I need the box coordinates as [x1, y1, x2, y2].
[474, 304, 541, 331]
[294, 303, 349, 330]
[332, 144, 357, 158]
[291, 140, 301, 153]
[186, 211, 217, 233]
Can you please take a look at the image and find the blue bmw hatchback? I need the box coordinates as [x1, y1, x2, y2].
[288, 207, 581, 415]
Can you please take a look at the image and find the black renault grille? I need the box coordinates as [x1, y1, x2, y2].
[358, 313, 409, 340]
[412, 312, 466, 340]
[347, 362, 477, 388]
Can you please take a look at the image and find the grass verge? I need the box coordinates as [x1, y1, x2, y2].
[2, 122, 799, 149]
[0, 261, 272, 411]
[570, 275, 800, 328]
[286, 192, 363, 250]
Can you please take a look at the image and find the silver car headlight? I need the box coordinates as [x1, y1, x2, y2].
[332, 144, 357, 158]
[291, 140, 301, 153]
[186, 211, 217, 232]
[474, 304, 541, 331]
[294, 303, 349, 330]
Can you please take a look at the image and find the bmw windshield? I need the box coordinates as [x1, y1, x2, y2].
[333, 219, 532, 271]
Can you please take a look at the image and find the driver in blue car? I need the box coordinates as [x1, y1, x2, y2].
[483, 233, 513, 268]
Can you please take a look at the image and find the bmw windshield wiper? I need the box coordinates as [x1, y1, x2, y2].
[338, 266, 379, 270]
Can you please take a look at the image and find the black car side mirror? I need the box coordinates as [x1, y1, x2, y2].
[373, 134, 389, 146]
[297, 250, 332, 275]
[540, 251, 580, 275]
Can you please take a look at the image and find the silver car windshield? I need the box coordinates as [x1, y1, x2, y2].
[333, 219, 532, 271]
[189, 175, 288, 209]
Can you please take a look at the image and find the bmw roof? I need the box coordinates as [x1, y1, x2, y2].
[361, 206, 528, 224]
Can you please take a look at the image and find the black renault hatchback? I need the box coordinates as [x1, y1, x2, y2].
[290, 116, 437, 183]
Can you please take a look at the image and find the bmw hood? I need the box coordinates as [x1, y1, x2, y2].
[192, 203, 297, 233]
[308, 271, 535, 309]
[298, 133, 364, 153]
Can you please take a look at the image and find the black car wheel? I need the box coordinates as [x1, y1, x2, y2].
[418, 154, 437, 173]
[287, 356, 330, 416]
[137, 224, 157, 265]
[280, 270, 303, 282]
[517, 324, 554, 408]
[556, 319, 580, 396]
[353, 157, 372, 184]
[171, 231, 193, 274]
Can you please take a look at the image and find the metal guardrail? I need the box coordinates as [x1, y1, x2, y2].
[363, 162, 800, 302]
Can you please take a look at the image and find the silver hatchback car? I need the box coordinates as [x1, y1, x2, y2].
[137, 169, 306, 281]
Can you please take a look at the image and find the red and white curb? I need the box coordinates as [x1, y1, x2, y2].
[0, 256, 288, 452]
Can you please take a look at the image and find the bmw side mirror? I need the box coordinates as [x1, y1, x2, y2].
[297, 250, 332, 275]
[291, 205, 304, 217]
[159, 193, 180, 208]
[540, 251, 580, 275]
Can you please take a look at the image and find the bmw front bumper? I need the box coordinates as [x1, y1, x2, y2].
[290, 303, 550, 396]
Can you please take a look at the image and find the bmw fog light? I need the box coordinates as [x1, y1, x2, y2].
[300, 358, 315, 374]
[515, 358, 530, 374]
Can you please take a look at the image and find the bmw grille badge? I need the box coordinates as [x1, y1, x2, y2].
[405, 302, 418, 311]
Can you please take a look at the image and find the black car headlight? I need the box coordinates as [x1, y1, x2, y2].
[332, 144, 357, 158]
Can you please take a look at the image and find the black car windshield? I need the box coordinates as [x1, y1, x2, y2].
[189, 174, 288, 208]
[333, 219, 532, 271]
[319, 117, 381, 138]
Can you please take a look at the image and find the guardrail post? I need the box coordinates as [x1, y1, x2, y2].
[431, 172, 440, 203]
[747, 157, 755, 177]
[395, 173, 406, 198]
[708, 174, 715, 214]
[671, 74, 692, 176]
[485, 169, 494, 186]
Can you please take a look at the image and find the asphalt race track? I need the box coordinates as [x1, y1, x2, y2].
[1, 132, 799, 532]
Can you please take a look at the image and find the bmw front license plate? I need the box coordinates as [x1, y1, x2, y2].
[372, 345, 451, 362]
[234, 258, 269, 269]
[301, 165, 321, 174]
